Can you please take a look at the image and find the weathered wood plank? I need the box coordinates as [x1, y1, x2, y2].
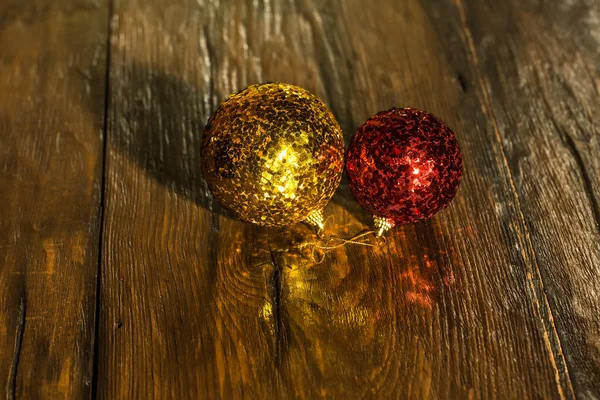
[271, 1, 574, 397]
[0, 0, 108, 398]
[98, 0, 581, 398]
[425, 0, 600, 395]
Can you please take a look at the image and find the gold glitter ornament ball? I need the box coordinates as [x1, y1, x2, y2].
[201, 83, 345, 228]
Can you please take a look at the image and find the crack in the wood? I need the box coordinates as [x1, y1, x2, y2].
[7, 296, 26, 400]
[202, 23, 222, 234]
[457, 72, 468, 92]
[558, 128, 600, 233]
[268, 250, 284, 366]
[537, 85, 600, 234]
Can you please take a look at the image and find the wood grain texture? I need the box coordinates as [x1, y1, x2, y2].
[95, 0, 600, 398]
[0, 0, 108, 398]
[426, 0, 600, 396]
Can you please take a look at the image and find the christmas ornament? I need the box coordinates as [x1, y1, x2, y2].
[346, 108, 463, 236]
[201, 83, 344, 229]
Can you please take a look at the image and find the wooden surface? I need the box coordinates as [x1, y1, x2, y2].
[1, 0, 599, 398]
[0, 0, 108, 398]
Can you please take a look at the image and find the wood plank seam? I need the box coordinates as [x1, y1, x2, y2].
[92, 0, 115, 397]
[452, 0, 575, 398]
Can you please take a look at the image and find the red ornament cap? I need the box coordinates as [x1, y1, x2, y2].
[346, 108, 463, 231]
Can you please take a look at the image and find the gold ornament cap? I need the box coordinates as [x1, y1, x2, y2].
[374, 215, 395, 237]
[304, 209, 325, 231]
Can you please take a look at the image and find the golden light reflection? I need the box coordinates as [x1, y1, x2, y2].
[262, 143, 304, 200]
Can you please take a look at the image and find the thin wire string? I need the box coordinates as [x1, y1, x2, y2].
[294, 229, 387, 264]
[254, 218, 388, 267]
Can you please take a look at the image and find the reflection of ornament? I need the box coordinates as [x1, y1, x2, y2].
[346, 108, 463, 236]
[201, 83, 344, 228]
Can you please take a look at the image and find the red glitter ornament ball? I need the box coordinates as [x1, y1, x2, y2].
[346, 108, 463, 231]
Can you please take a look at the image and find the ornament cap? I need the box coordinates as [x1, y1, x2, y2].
[374, 215, 395, 237]
[304, 209, 325, 231]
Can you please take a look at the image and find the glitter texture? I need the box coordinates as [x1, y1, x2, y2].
[346, 108, 463, 227]
[201, 83, 344, 227]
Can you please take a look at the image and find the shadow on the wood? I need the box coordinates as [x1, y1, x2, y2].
[78, 60, 378, 226]
[106, 62, 231, 218]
